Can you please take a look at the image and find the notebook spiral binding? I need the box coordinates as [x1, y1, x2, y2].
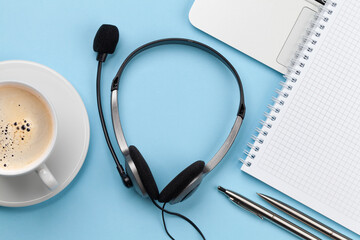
[240, 1, 338, 167]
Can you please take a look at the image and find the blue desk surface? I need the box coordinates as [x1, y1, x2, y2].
[0, 1, 357, 239]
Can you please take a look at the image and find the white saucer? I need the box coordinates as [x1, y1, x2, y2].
[0, 60, 90, 207]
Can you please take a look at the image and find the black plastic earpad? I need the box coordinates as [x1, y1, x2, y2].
[159, 161, 205, 203]
[129, 145, 159, 200]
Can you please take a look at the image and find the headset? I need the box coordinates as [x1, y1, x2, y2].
[94, 24, 246, 205]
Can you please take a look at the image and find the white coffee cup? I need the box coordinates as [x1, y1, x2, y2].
[0, 80, 58, 190]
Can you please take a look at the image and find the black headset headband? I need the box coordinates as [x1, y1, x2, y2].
[110, 39, 245, 181]
[111, 38, 246, 118]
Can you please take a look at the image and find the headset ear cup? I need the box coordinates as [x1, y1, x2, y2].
[159, 161, 205, 203]
[129, 145, 159, 200]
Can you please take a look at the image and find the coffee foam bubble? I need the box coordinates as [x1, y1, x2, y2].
[0, 84, 54, 170]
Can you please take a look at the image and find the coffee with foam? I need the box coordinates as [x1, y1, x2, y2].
[0, 84, 54, 170]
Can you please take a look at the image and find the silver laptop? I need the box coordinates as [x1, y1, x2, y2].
[189, 0, 324, 74]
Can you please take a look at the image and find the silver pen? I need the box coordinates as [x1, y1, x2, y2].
[258, 193, 352, 240]
[218, 186, 321, 240]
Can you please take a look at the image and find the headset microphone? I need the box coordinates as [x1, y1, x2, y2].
[93, 24, 119, 62]
[94, 24, 132, 188]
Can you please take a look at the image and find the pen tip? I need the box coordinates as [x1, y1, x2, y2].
[257, 193, 265, 198]
[218, 186, 226, 193]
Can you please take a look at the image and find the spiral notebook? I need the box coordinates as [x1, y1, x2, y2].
[241, 0, 360, 235]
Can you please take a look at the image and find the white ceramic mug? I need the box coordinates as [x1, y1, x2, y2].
[0, 80, 58, 190]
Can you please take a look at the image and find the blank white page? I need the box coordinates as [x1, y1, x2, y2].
[242, 0, 360, 235]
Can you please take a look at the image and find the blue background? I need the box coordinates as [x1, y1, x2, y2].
[0, 0, 357, 239]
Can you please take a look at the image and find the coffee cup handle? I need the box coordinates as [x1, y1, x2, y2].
[36, 164, 58, 190]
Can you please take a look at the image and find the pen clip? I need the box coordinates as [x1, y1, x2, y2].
[230, 197, 264, 219]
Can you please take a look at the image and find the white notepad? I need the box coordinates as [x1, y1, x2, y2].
[241, 0, 360, 235]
